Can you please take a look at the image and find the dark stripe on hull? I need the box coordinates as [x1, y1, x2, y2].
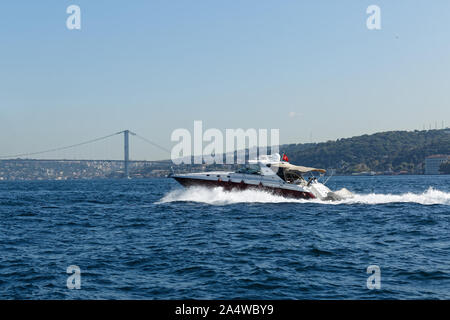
[173, 177, 315, 200]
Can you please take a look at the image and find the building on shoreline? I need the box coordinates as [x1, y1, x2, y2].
[424, 155, 450, 175]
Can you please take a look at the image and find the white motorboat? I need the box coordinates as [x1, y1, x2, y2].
[171, 153, 353, 201]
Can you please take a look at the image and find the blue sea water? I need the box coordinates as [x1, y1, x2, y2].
[0, 175, 449, 299]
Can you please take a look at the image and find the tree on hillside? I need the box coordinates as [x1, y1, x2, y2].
[283, 129, 450, 174]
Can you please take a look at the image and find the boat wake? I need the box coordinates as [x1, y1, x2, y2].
[158, 186, 450, 206]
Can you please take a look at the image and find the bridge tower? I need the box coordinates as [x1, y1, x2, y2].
[124, 130, 130, 178]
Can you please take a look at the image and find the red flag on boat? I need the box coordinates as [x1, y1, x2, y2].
[282, 153, 289, 162]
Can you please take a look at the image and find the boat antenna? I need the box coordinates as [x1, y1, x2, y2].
[323, 169, 335, 185]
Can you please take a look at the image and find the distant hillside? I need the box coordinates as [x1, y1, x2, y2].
[281, 129, 450, 174]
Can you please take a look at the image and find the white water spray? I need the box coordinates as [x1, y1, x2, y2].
[158, 187, 450, 206]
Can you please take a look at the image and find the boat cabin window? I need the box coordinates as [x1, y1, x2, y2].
[236, 164, 260, 175]
[276, 167, 305, 184]
[285, 172, 303, 184]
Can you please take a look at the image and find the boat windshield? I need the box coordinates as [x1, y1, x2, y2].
[236, 164, 261, 175]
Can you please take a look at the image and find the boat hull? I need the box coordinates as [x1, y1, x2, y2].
[173, 177, 315, 200]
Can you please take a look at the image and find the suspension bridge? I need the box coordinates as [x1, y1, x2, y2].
[0, 130, 172, 179]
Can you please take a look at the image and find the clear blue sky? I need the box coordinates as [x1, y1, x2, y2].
[1, 0, 449, 160]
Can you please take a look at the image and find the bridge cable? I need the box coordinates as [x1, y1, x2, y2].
[133, 133, 171, 154]
[0, 132, 121, 159]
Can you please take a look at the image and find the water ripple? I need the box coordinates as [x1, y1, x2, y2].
[0, 176, 449, 299]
